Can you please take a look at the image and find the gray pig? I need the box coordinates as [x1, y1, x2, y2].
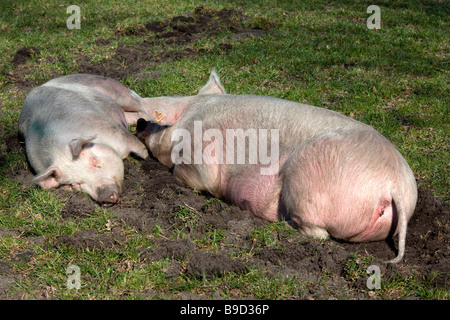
[136, 70, 417, 263]
[19, 74, 149, 204]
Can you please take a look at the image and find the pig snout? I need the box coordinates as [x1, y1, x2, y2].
[97, 186, 120, 205]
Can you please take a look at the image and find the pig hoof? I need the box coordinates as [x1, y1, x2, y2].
[299, 225, 330, 239]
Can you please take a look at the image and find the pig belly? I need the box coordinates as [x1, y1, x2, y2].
[224, 169, 282, 222]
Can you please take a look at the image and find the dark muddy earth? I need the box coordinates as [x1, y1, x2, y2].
[1, 6, 449, 299]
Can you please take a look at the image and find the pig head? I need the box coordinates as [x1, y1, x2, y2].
[136, 70, 418, 263]
[19, 74, 149, 205]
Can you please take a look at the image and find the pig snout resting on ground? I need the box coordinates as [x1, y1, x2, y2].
[136, 70, 417, 263]
[19, 74, 149, 205]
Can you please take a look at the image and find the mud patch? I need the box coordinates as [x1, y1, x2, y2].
[11, 47, 40, 66]
[57, 229, 122, 250]
[186, 251, 247, 279]
[0, 275, 16, 296]
[255, 242, 350, 276]
[76, 6, 268, 80]
[5, 7, 270, 86]
[122, 7, 256, 40]
[140, 238, 194, 262]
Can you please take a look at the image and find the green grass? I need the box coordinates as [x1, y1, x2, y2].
[251, 221, 297, 248]
[0, 0, 448, 300]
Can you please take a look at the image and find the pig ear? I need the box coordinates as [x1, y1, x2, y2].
[69, 136, 96, 158]
[198, 69, 226, 95]
[33, 165, 62, 189]
[137, 118, 172, 131]
[136, 118, 172, 142]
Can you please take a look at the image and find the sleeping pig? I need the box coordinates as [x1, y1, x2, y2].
[19, 74, 149, 205]
[136, 70, 418, 263]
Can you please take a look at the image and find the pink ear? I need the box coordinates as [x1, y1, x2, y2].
[69, 136, 96, 158]
[90, 156, 102, 168]
[198, 69, 226, 95]
[33, 165, 62, 189]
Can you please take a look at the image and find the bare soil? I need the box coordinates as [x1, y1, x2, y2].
[1, 6, 448, 299]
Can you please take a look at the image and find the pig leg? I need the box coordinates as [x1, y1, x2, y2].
[125, 134, 149, 159]
[173, 162, 223, 197]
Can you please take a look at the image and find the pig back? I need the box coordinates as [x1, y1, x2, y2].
[20, 85, 128, 138]
[176, 94, 369, 154]
[43, 73, 143, 112]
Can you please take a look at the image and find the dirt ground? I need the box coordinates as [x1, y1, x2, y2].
[2, 6, 448, 299]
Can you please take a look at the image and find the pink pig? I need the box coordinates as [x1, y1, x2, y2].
[19, 74, 149, 204]
[134, 70, 417, 263]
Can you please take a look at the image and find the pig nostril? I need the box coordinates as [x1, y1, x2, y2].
[110, 193, 118, 203]
[100, 192, 119, 206]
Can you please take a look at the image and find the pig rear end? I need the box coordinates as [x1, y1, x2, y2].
[281, 129, 417, 262]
